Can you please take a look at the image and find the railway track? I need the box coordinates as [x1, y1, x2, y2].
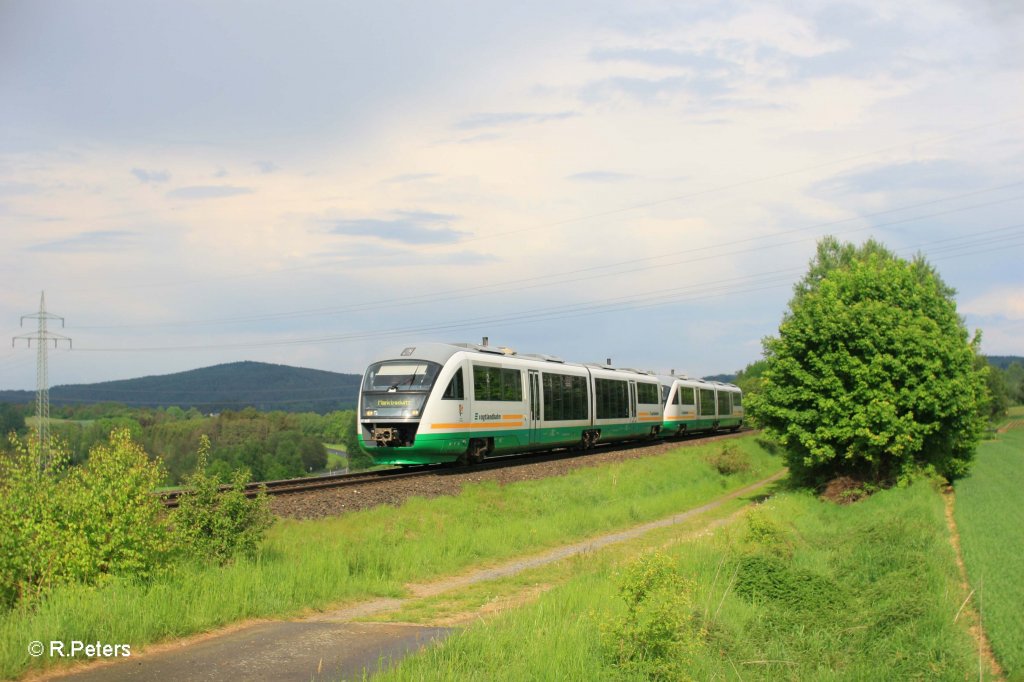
[161, 428, 755, 508]
[161, 465, 437, 508]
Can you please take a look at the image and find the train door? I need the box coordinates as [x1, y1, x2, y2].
[528, 370, 541, 445]
[628, 380, 637, 423]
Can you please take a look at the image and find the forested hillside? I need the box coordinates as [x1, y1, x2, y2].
[0, 361, 361, 413]
[987, 355, 1024, 370]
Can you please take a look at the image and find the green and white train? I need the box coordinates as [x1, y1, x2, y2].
[358, 342, 743, 466]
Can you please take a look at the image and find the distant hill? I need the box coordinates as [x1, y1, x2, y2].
[701, 373, 738, 383]
[0, 361, 362, 414]
[987, 355, 1024, 370]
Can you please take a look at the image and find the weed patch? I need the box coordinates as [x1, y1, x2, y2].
[600, 552, 706, 681]
[171, 436, 273, 565]
[706, 442, 751, 475]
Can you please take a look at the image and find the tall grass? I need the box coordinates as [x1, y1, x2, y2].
[955, 426, 1024, 677]
[1, 437, 781, 679]
[379, 482, 983, 680]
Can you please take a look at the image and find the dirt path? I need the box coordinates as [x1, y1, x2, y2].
[942, 489, 1005, 680]
[41, 470, 786, 682]
[996, 419, 1024, 434]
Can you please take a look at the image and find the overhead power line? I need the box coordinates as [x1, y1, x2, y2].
[71, 224, 1024, 355]
[56, 114, 1024, 299]
[70, 182, 1024, 332]
[442, 115, 1024, 247]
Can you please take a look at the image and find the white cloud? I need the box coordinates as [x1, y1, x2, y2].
[1, 0, 1022, 387]
[962, 287, 1024, 320]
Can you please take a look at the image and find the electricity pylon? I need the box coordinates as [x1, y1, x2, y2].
[12, 292, 71, 466]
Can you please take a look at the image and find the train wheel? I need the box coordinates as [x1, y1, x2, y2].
[467, 438, 487, 465]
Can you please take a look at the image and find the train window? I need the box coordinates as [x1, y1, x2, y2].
[542, 373, 588, 421]
[473, 365, 523, 402]
[637, 382, 659, 404]
[442, 368, 464, 400]
[699, 388, 716, 416]
[733, 392, 742, 406]
[662, 385, 670, 403]
[364, 361, 441, 391]
[595, 378, 629, 419]
[678, 386, 696, 406]
[717, 391, 730, 415]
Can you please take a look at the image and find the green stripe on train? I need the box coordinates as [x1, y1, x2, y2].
[360, 421, 667, 465]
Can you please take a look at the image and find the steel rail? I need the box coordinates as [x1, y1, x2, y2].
[160, 428, 754, 508]
[160, 465, 435, 508]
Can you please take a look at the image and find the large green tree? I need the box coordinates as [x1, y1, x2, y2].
[750, 237, 988, 484]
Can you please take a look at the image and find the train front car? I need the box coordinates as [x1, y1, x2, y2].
[358, 344, 466, 466]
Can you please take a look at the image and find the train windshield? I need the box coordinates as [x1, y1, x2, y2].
[363, 361, 442, 392]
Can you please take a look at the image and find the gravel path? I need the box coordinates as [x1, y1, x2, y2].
[270, 431, 753, 519]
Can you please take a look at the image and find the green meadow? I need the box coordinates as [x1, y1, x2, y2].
[1, 436, 781, 679]
[955, 412, 1024, 678]
[377, 481, 985, 681]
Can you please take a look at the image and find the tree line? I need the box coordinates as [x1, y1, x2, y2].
[0, 403, 369, 485]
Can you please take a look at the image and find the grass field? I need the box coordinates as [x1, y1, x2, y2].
[0, 436, 782, 679]
[323, 443, 348, 471]
[954, 416, 1024, 677]
[377, 481, 984, 681]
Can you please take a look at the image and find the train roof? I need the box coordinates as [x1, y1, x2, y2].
[372, 342, 659, 379]
[655, 373, 741, 390]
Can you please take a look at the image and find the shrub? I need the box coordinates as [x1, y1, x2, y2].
[0, 434, 71, 609]
[68, 428, 171, 583]
[601, 552, 706, 681]
[0, 429, 169, 610]
[706, 443, 750, 475]
[171, 436, 273, 565]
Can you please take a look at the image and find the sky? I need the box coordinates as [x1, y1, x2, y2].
[1, 0, 1023, 396]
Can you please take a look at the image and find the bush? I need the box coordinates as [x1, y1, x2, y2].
[601, 552, 706, 681]
[0, 429, 169, 610]
[0, 434, 71, 609]
[706, 443, 750, 475]
[69, 429, 171, 582]
[171, 436, 273, 565]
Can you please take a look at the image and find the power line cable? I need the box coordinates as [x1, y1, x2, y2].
[54, 114, 1024, 297]
[71, 224, 1024, 354]
[430, 115, 1024, 246]
[70, 182, 1024, 331]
